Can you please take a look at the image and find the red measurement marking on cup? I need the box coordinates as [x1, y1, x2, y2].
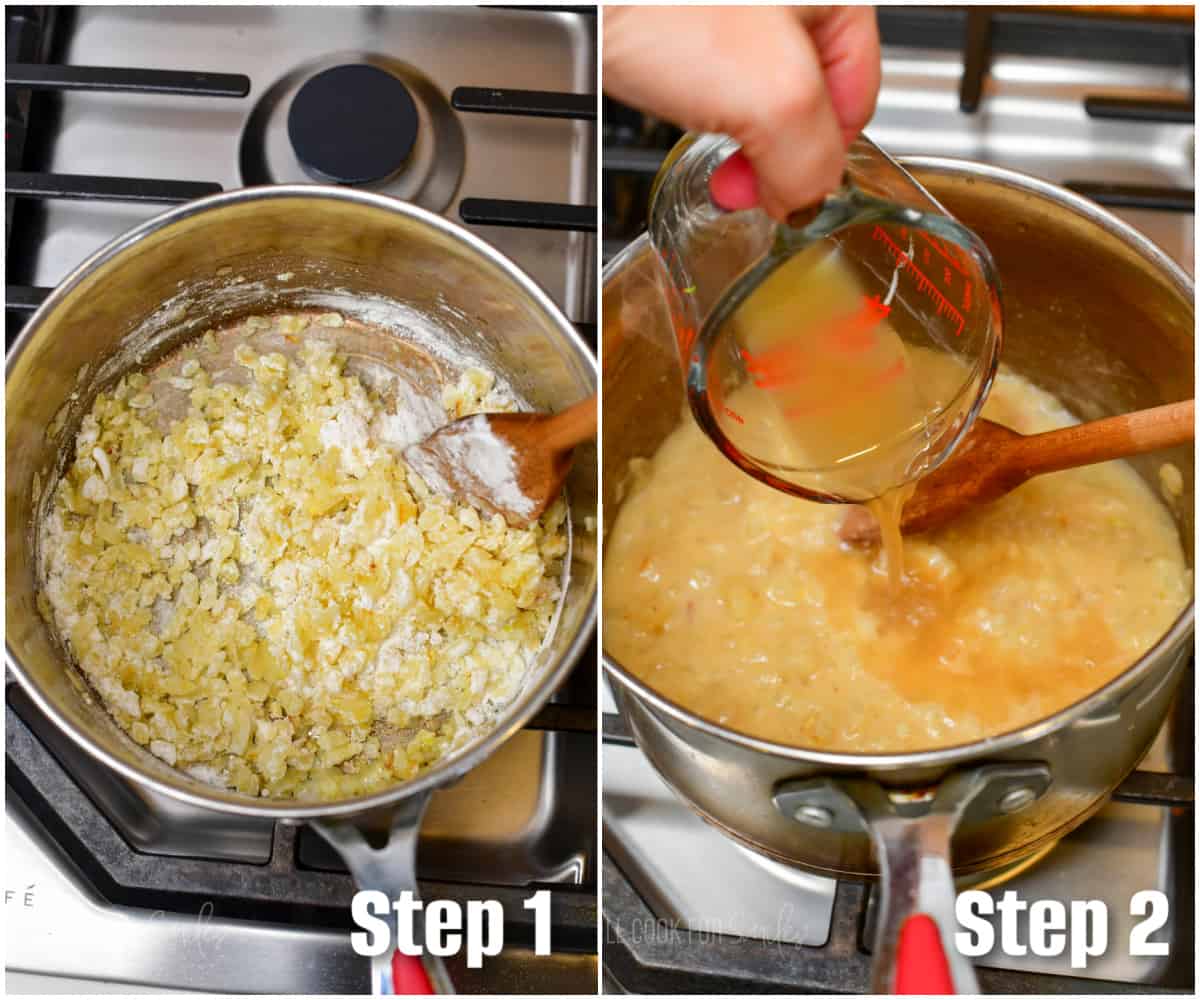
[828, 294, 891, 354]
[920, 231, 969, 276]
[723, 407, 745, 425]
[872, 226, 966, 336]
[677, 323, 697, 357]
[742, 346, 806, 390]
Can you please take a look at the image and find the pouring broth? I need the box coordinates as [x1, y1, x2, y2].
[713, 243, 981, 587]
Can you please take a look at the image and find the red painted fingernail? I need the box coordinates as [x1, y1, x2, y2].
[709, 151, 759, 211]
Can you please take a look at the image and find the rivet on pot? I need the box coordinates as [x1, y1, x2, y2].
[998, 787, 1038, 814]
[793, 804, 835, 828]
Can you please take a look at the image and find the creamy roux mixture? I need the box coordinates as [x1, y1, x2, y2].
[604, 371, 1190, 751]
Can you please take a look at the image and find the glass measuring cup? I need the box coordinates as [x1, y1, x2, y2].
[648, 133, 1003, 504]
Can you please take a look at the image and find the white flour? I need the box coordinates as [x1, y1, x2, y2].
[319, 395, 374, 476]
[372, 376, 447, 452]
[404, 414, 536, 521]
[318, 362, 533, 523]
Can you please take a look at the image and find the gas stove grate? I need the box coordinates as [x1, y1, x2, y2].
[6, 4, 599, 318]
[1062, 182, 1193, 213]
[5, 40, 244, 323]
[461, 198, 596, 232]
[877, 6, 1193, 70]
[450, 75, 595, 232]
[452, 86, 595, 121]
[944, 6, 1194, 210]
[1084, 95, 1193, 124]
[6, 62, 251, 97]
[7, 170, 223, 204]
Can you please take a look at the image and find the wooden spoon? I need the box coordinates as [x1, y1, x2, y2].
[403, 394, 596, 526]
[840, 399, 1194, 544]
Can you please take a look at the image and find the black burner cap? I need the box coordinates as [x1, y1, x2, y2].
[287, 64, 419, 185]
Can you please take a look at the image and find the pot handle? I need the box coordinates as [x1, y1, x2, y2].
[859, 806, 972, 994]
[312, 791, 455, 995]
[775, 763, 1052, 995]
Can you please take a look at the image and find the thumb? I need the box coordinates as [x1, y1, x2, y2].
[803, 6, 881, 147]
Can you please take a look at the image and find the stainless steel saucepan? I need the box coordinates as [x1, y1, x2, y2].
[6, 186, 598, 994]
[602, 158, 1193, 993]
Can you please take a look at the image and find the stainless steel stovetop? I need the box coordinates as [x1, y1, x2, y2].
[6, 5, 597, 994]
[602, 9, 1193, 994]
[12, 4, 596, 320]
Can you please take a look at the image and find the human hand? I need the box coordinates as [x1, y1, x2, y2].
[603, 5, 881, 219]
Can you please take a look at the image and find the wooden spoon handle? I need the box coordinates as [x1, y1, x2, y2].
[1015, 399, 1194, 478]
[538, 393, 598, 454]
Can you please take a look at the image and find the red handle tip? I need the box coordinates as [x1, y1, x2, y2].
[391, 951, 435, 994]
[894, 913, 956, 995]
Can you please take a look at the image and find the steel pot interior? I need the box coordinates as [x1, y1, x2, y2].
[6, 186, 598, 820]
[602, 158, 1194, 776]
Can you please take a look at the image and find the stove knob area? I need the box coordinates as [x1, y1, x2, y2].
[287, 63, 420, 185]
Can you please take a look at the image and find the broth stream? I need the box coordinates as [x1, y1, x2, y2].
[724, 244, 969, 587]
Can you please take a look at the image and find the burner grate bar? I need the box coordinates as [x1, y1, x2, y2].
[1112, 770, 1194, 808]
[460, 197, 595, 232]
[6, 63, 250, 98]
[5, 285, 52, 312]
[959, 8, 993, 113]
[1084, 95, 1193, 123]
[452, 86, 594, 121]
[602, 712, 635, 747]
[878, 8, 1193, 66]
[526, 704, 596, 735]
[7, 171, 222, 204]
[1064, 181, 1193, 213]
[603, 146, 666, 174]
